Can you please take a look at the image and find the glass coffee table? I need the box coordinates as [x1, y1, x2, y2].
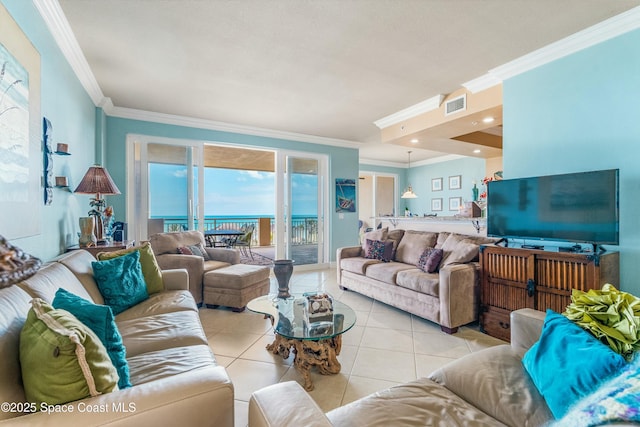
[247, 294, 356, 391]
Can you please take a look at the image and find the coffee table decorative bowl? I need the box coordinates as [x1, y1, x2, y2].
[247, 293, 356, 391]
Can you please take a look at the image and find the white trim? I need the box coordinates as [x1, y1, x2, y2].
[359, 154, 464, 168]
[464, 5, 640, 92]
[373, 94, 444, 129]
[110, 106, 363, 149]
[33, 0, 104, 105]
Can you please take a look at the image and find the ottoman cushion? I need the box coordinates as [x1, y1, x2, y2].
[204, 264, 270, 289]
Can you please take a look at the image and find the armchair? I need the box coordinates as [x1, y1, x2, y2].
[149, 230, 240, 305]
[234, 225, 255, 259]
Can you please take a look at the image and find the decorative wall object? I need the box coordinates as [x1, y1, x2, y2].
[0, 234, 41, 288]
[431, 198, 443, 211]
[449, 175, 462, 190]
[431, 177, 443, 192]
[0, 3, 41, 239]
[335, 178, 356, 212]
[449, 197, 462, 211]
[43, 117, 53, 205]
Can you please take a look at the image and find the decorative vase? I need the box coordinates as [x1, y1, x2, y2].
[472, 184, 479, 202]
[273, 259, 294, 299]
[78, 217, 97, 247]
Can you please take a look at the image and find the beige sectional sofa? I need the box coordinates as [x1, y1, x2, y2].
[0, 250, 234, 426]
[249, 308, 552, 427]
[337, 229, 496, 333]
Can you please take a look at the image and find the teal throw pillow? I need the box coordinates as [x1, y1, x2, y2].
[553, 356, 640, 427]
[53, 288, 131, 389]
[522, 310, 627, 419]
[92, 250, 149, 315]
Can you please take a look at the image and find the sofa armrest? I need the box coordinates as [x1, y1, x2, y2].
[161, 268, 189, 291]
[510, 308, 545, 352]
[438, 263, 479, 331]
[249, 382, 332, 427]
[205, 247, 240, 264]
[2, 366, 234, 427]
[336, 246, 362, 284]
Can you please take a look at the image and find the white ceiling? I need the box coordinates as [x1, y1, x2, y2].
[55, 0, 640, 165]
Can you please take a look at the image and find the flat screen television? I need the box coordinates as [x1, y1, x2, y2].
[487, 169, 619, 245]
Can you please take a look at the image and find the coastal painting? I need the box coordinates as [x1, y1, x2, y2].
[0, 3, 41, 239]
[335, 178, 356, 213]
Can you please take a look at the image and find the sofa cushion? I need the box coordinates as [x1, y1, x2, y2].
[54, 250, 106, 304]
[395, 231, 437, 266]
[92, 250, 149, 315]
[365, 262, 415, 284]
[96, 242, 164, 295]
[364, 239, 394, 262]
[439, 233, 480, 268]
[53, 288, 131, 390]
[429, 344, 553, 427]
[115, 290, 198, 321]
[116, 310, 209, 358]
[127, 344, 216, 385]
[340, 257, 382, 275]
[522, 310, 626, 419]
[178, 243, 211, 261]
[418, 248, 443, 273]
[20, 299, 118, 406]
[18, 262, 97, 304]
[395, 269, 440, 297]
[435, 232, 450, 248]
[327, 377, 508, 427]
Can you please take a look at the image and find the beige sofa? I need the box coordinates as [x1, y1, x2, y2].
[337, 229, 496, 333]
[149, 231, 240, 305]
[249, 309, 551, 426]
[0, 250, 234, 426]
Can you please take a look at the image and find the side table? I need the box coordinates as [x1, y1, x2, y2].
[67, 240, 136, 258]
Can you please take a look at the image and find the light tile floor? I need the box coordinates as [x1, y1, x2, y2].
[199, 267, 507, 427]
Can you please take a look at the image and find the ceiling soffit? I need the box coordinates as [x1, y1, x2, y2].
[379, 85, 503, 158]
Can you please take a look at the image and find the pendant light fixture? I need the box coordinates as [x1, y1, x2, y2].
[401, 151, 418, 199]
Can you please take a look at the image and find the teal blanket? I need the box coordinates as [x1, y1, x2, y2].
[564, 284, 640, 361]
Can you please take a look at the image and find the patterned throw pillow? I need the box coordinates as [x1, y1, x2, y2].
[92, 250, 149, 315]
[553, 356, 640, 427]
[364, 239, 393, 262]
[418, 248, 444, 273]
[177, 243, 211, 260]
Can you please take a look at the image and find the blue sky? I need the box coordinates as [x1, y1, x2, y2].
[149, 164, 318, 217]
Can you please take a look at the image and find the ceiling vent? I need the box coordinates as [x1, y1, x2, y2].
[445, 94, 466, 116]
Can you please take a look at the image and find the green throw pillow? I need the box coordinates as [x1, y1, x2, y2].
[92, 250, 149, 315]
[19, 298, 119, 406]
[97, 242, 164, 294]
[53, 288, 131, 389]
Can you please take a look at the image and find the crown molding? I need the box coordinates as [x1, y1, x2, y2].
[358, 158, 405, 168]
[464, 5, 640, 92]
[359, 153, 463, 168]
[34, 0, 104, 105]
[109, 106, 363, 149]
[373, 94, 445, 129]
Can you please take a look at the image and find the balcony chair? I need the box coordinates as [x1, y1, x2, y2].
[234, 225, 255, 260]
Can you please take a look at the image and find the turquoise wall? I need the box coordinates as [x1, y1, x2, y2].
[406, 157, 485, 216]
[105, 117, 360, 259]
[2, 0, 97, 261]
[503, 28, 640, 294]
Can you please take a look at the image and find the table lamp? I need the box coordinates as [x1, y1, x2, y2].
[74, 165, 121, 243]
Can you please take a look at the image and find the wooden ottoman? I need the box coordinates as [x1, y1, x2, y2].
[203, 264, 271, 311]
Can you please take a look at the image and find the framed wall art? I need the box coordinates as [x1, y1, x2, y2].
[431, 198, 442, 211]
[0, 3, 42, 239]
[449, 197, 462, 211]
[431, 177, 443, 192]
[335, 178, 356, 212]
[449, 175, 461, 190]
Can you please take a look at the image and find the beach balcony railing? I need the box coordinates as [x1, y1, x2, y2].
[152, 216, 318, 246]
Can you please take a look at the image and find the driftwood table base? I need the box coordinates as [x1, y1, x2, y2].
[266, 333, 342, 391]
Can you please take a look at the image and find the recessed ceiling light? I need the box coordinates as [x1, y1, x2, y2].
[473, 149, 481, 154]
[482, 117, 495, 123]
[410, 139, 419, 144]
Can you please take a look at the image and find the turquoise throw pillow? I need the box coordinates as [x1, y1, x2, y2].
[53, 288, 131, 389]
[92, 250, 149, 315]
[522, 310, 627, 419]
[553, 356, 640, 426]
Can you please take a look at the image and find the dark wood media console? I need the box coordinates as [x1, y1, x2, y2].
[479, 245, 620, 342]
